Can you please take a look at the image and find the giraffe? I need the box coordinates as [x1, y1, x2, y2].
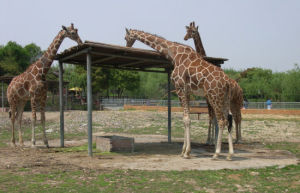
[184, 21, 216, 145]
[7, 23, 82, 147]
[184, 21, 243, 143]
[125, 29, 234, 160]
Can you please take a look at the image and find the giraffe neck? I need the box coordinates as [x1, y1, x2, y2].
[36, 30, 66, 75]
[131, 30, 178, 60]
[193, 31, 206, 56]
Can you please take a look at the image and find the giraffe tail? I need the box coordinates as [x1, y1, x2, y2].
[8, 110, 11, 118]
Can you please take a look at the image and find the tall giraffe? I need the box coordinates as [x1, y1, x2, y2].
[7, 24, 82, 147]
[184, 21, 216, 145]
[125, 29, 234, 160]
[184, 21, 244, 143]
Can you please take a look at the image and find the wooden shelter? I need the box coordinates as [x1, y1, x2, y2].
[55, 41, 228, 156]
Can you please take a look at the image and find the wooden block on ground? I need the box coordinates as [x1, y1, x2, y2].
[95, 135, 134, 153]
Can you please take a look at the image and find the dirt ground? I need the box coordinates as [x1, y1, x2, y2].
[0, 111, 299, 171]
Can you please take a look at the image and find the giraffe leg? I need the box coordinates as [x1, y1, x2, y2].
[17, 103, 25, 147]
[206, 102, 213, 145]
[238, 112, 242, 143]
[31, 99, 37, 147]
[40, 98, 49, 148]
[10, 106, 17, 147]
[177, 90, 191, 158]
[227, 128, 234, 161]
[212, 118, 224, 160]
[206, 118, 212, 145]
[182, 110, 191, 159]
[233, 109, 242, 144]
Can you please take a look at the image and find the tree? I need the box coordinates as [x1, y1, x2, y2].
[239, 68, 273, 101]
[281, 64, 300, 102]
[108, 69, 140, 97]
[24, 43, 43, 63]
[0, 41, 42, 76]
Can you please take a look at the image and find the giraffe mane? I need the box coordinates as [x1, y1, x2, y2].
[131, 29, 195, 50]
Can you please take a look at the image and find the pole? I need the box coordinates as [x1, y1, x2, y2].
[65, 84, 68, 110]
[167, 70, 171, 143]
[1, 81, 4, 112]
[87, 53, 93, 156]
[59, 61, 64, 147]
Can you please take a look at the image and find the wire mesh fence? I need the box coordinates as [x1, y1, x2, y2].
[1, 95, 300, 111]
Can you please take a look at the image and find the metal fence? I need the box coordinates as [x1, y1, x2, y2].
[101, 98, 300, 109]
[1, 95, 300, 111]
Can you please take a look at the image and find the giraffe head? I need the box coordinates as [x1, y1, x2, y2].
[125, 28, 136, 47]
[62, 23, 83, 45]
[184, 21, 198, 41]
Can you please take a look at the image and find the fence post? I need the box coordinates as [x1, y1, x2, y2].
[167, 70, 172, 143]
[87, 53, 93, 157]
[59, 61, 64, 148]
[1, 81, 4, 112]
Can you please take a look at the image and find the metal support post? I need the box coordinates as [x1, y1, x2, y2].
[167, 70, 172, 143]
[1, 81, 4, 112]
[87, 53, 93, 156]
[65, 84, 68, 110]
[59, 61, 64, 147]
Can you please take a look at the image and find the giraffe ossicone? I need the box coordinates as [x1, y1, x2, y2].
[125, 28, 234, 160]
[7, 23, 82, 148]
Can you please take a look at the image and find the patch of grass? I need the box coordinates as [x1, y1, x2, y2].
[0, 164, 300, 192]
[52, 143, 119, 156]
[265, 142, 300, 158]
[243, 117, 300, 122]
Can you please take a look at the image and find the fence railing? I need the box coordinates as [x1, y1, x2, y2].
[100, 98, 300, 109]
[1, 95, 300, 111]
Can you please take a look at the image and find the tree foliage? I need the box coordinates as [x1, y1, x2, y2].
[0, 41, 42, 76]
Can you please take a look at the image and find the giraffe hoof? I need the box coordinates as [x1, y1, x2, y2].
[31, 144, 37, 149]
[44, 141, 49, 148]
[183, 154, 191, 159]
[212, 154, 219, 160]
[226, 155, 233, 161]
[235, 140, 243, 144]
[10, 143, 16, 148]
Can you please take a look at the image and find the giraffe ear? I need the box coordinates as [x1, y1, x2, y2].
[125, 28, 130, 35]
[62, 25, 67, 31]
[196, 26, 199, 30]
[71, 23, 74, 29]
[185, 26, 189, 29]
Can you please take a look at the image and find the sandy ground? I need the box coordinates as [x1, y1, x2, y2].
[0, 111, 299, 171]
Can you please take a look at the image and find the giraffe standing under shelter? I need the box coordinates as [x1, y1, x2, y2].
[184, 21, 244, 143]
[125, 29, 234, 160]
[7, 24, 82, 147]
[184, 21, 216, 145]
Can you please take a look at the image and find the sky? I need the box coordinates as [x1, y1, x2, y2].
[1, 0, 299, 72]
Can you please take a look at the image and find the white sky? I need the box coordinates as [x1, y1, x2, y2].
[1, 0, 299, 72]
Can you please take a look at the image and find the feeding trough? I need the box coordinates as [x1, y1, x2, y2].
[95, 135, 134, 153]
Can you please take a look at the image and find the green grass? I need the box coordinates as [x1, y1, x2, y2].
[265, 142, 300, 158]
[243, 117, 300, 122]
[1, 113, 300, 192]
[0, 163, 299, 192]
[0, 121, 86, 148]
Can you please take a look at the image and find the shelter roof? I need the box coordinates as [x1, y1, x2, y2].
[55, 41, 228, 73]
